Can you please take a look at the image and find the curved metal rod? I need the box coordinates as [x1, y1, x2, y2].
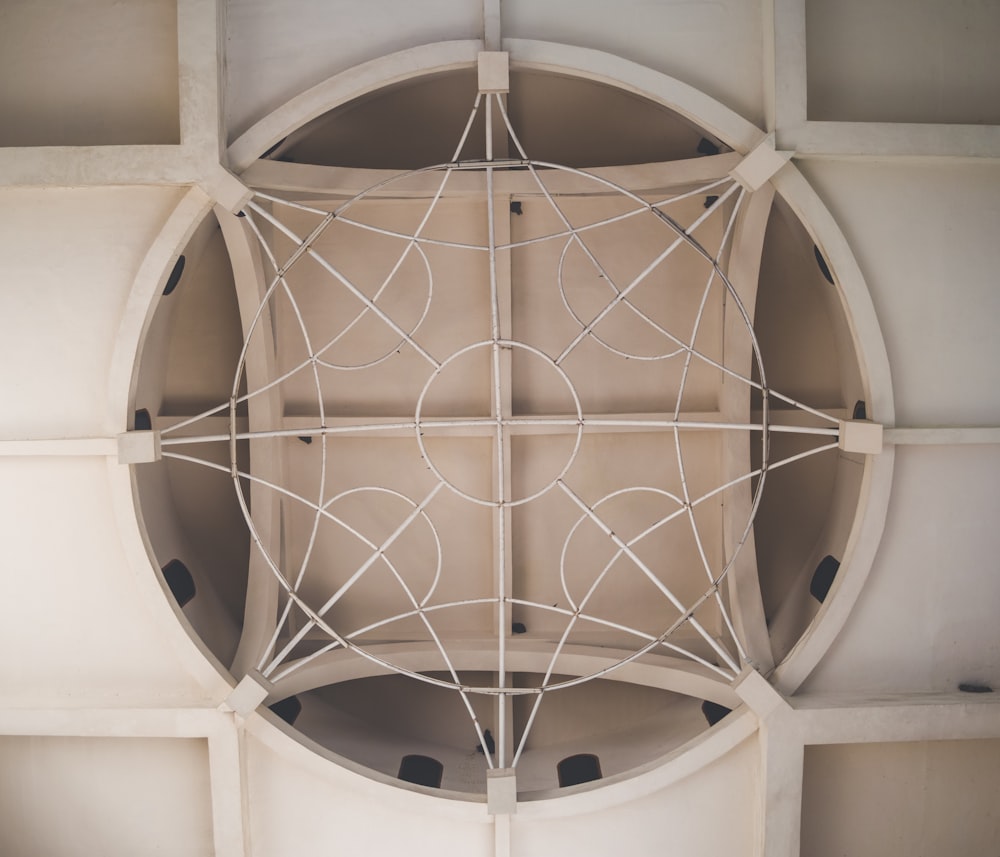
[556, 479, 740, 674]
[670, 188, 750, 663]
[240, 206, 330, 672]
[497, 175, 734, 251]
[162, 87, 860, 773]
[248, 200, 442, 369]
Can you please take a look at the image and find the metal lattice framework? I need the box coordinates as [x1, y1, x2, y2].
[158, 88, 842, 771]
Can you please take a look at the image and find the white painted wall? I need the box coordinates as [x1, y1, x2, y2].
[503, 0, 764, 127]
[806, 0, 1000, 124]
[0, 736, 213, 857]
[796, 160, 1000, 428]
[802, 444, 1000, 694]
[802, 739, 1000, 856]
[225, 0, 483, 137]
[513, 734, 758, 857]
[0, 188, 183, 437]
[0, 0, 180, 146]
[245, 727, 493, 857]
[0, 455, 213, 705]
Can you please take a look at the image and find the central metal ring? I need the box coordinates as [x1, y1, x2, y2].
[414, 339, 585, 507]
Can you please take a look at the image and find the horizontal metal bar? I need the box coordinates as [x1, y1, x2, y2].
[161, 415, 841, 446]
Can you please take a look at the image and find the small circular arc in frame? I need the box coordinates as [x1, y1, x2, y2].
[559, 485, 691, 612]
[318, 485, 444, 609]
[414, 338, 585, 507]
[312, 237, 435, 372]
[245, 191, 437, 373]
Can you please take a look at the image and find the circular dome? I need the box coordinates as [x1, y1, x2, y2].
[132, 68, 876, 796]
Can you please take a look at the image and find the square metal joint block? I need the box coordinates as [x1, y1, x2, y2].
[205, 167, 253, 214]
[734, 665, 788, 720]
[478, 52, 510, 93]
[222, 670, 274, 716]
[487, 768, 517, 815]
[839, 419, 883, 454]
[117, 430, 161, 464]
[729, 134, 793, 192]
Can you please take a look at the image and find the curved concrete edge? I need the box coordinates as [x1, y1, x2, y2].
[226, 39, 768, 174]
[768, 167, 896, 695]
[502, 39, 765, 154]
[227, 40, 484, 172]
[107, 461, 236, 700]
[771, 447, 896, 695]
[514, 708, 759, 817]
[244, 709, 490, 818]
[106, 185, 216, 429]
[269, 641, 741, 708]
[105, 185, 234, 700]
[244, 698, 758, 821]
[769, 168, 894, 427]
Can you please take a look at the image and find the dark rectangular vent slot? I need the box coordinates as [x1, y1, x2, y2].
[161, 559, 195, 608]
[398, 755, 443, 788]
[697, 137, 720, 156]
[557, 754, 602, 787]
[810, 555, 841, 603]
[268, 696, 302, 725]
[814, 245, 835, 284]
[701, 700, 732, 727]
[163, 255, 185, 296]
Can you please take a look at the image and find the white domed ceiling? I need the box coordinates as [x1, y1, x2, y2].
[134, 65, 874, 797]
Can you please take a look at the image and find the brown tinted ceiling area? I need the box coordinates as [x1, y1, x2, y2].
[274, 70, 724, 169]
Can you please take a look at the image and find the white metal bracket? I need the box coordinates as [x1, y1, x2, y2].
[735, 666, 790, 721]
[478, 52, 510, 94]
[839, 420, 884, 454]
[117, 430, 161, 464]
[487, 768, 517, 815]
[221, 670, 273, 716]
[204, 166, 253, 214]
[730, 134, 793, 191]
